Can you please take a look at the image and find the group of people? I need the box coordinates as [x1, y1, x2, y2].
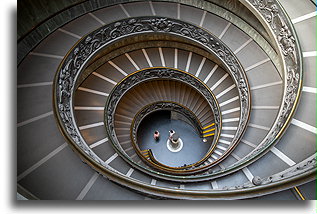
[154, 130, 208, 143]
[153, 129, 176, 141]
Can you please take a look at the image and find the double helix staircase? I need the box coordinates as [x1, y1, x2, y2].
[17, 0, 316, 200]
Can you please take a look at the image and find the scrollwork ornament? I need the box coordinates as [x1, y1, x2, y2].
[55, 17, 251, 180]
[250, 0, 297, 62]
[219, 1, 302, 180]
[106, 67, 246, 175]
[147, 18, 174, 32]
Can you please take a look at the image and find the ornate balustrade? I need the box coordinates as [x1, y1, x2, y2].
[50, 0, 313, 198]
[54, 16, 252, 181]
[130, 101, 213, 171]
[106, 68, 223, 176]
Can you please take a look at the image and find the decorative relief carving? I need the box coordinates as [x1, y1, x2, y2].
[104, 68, 227, 176]
[282, 67, 299, 117]
[106, 67, 247, 176]
[52, 0, 308, 194]
[148, 18, 173, 32]
[278, 24, 296, 61]
[252, 0, 297, 61]
[106, 68, 221, 139]
[250, 0, 298, 63]
[55, 16, 250, 180]
[220, 0, 302, 172]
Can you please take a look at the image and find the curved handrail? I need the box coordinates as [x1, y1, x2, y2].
[18, 0, 279, 74]
[129, 101, 215, 171]
[49, 0, 312, 198]
[54, 16, 251, 181]
[102, 153, 316, 200]
[207, 0, 304, 178]
[107, 67, 222, 175]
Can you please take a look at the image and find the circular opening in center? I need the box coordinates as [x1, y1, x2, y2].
[137, 110, 212, 167]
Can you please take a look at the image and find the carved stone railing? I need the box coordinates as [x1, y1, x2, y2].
[106, 67, 224, 176]
[18, 0, 280, 75]
[50, 0, 313, 198]
[204, 0, 305, 178]
[130, 101, 214, 171]
[159, 0, 311, 183]
[54, 16, 251, 181]
[147, 0, 307, 182]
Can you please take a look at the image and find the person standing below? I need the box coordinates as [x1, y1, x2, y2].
[154, 130, 160, 141]
[169, 130, 175, 140]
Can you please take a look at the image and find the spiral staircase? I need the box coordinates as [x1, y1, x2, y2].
[17, 0, 316, 200]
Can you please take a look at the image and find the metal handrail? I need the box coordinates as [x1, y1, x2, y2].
[54, 16, 251, 181]
[129, 101, 214, 172]
[51, 0, 309, 198]
[107, 68, 222, 176]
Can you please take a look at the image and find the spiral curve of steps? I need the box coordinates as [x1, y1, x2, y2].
[17, 0, 316, 200]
